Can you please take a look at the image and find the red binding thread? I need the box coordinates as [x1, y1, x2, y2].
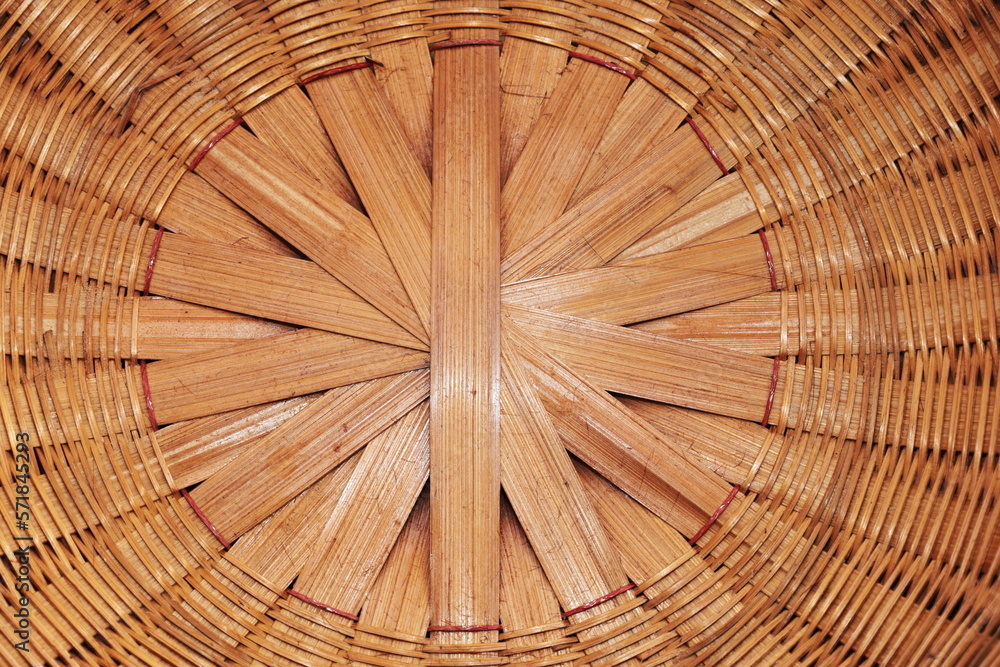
[142, 226, 165, 295]
[300, 60, 377, 86]
[561, 583, 636, 618]
[761, 356, 781, 427]
[758, 229, 778, 291]
[429, 39, 503, 51]
[568, 51, 637, 81]
[685, 116, 728, 176]
[286, 589, 360, 622]
[181, 489, 232, 550]
[139, 360, 158, 431]
[188, 117, 243, 171]
[688, 485, 741, 545]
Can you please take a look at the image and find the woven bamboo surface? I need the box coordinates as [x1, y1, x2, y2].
[2, 0, 1000, 664]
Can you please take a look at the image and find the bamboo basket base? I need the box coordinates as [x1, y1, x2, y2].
[2, 1, 1000, 665]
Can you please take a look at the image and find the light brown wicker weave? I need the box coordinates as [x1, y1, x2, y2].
[2, 0, 999, 664]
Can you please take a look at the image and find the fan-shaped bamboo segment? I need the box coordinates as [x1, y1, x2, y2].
[502, 233, 780, 326]
[507, 316, 732, 535]
[187, 370, 429, 541]
[568, 79, 687, 207]
[501, 333, 651, 665]
[143, 328, 428, 425]
[498, 503, 580, 664]
[307, 67, 433, 333]
[500, 57, 631, 256]
[158, 396, 319, 490]
[156, 172, 298, 257]
[501, 117, 732, 282]
[289, 403, 429, 620]
[241, 85, 360, 208]
[499, 329, 624, 609]
[145, 232, 425, 350]
[192, 125, 427, 343]
[351, 492, 432, 665]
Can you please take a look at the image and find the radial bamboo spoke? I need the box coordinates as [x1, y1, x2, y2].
[500, 57, 631, 256]
[636, 271, 1000, 356]
[508, 305, 782, 425]
[616, 173, 777, 260]
[502, 121, 729, 282]
[502, 234, 779, 326]
[500, 329, 626, 612]
[158, 396, 318, 490]
[356, 491, 431, 640]
[146, 232, 425, 350]
[568, 79, 686, 207]
[2, 288, 290, 360]
[507, 316, 732, 537]
[192, 125, 426, 342]
[308, 67, 433, 332]
[158, 172, 298, 256]
[242, 86, 360, 208]
[429, 39, 502, 636]
[143, 328, 428, 425]
[188, 370, 429, 541]
[362, 29, 435, 173]
[498, 38, 569, 183]
[498, 502, 566, 650]
[291, 403, 430, 617]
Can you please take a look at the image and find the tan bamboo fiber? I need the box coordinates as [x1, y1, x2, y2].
[1, 0, 999, 665]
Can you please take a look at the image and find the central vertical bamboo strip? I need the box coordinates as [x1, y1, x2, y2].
[430, 43, 502, 639]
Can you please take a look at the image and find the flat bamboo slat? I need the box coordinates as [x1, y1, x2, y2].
[143, 328, 428, 424]
[146, 232, 425, 349]
[192, 125, 427, 342]
[568, 79, 686, 207]
[158, 396, 318, 489]
[157, 172, 298, 257]
[429, 37, 503, 638]
[500, 328, 625, 609]
[361, 3, 435, 173]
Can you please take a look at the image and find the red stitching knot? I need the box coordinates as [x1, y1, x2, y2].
[561, 583, 636, 618]
[286, 590, 360, 622]
[685, 116, 728, 176]
[300, 60, 377, 86]
[188, 117, 243, 171]
[758, 229, 778, 291]
[568, 52, 638, 81]
[688, 485, 741, 546]
[428, 624, 504, 632]
[142, 226, 165, 295]
[139, 360, 158, 431]
[181, 489, 232, 550]
[761, 356, 781, 427]
[429, 39, 503, 51]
